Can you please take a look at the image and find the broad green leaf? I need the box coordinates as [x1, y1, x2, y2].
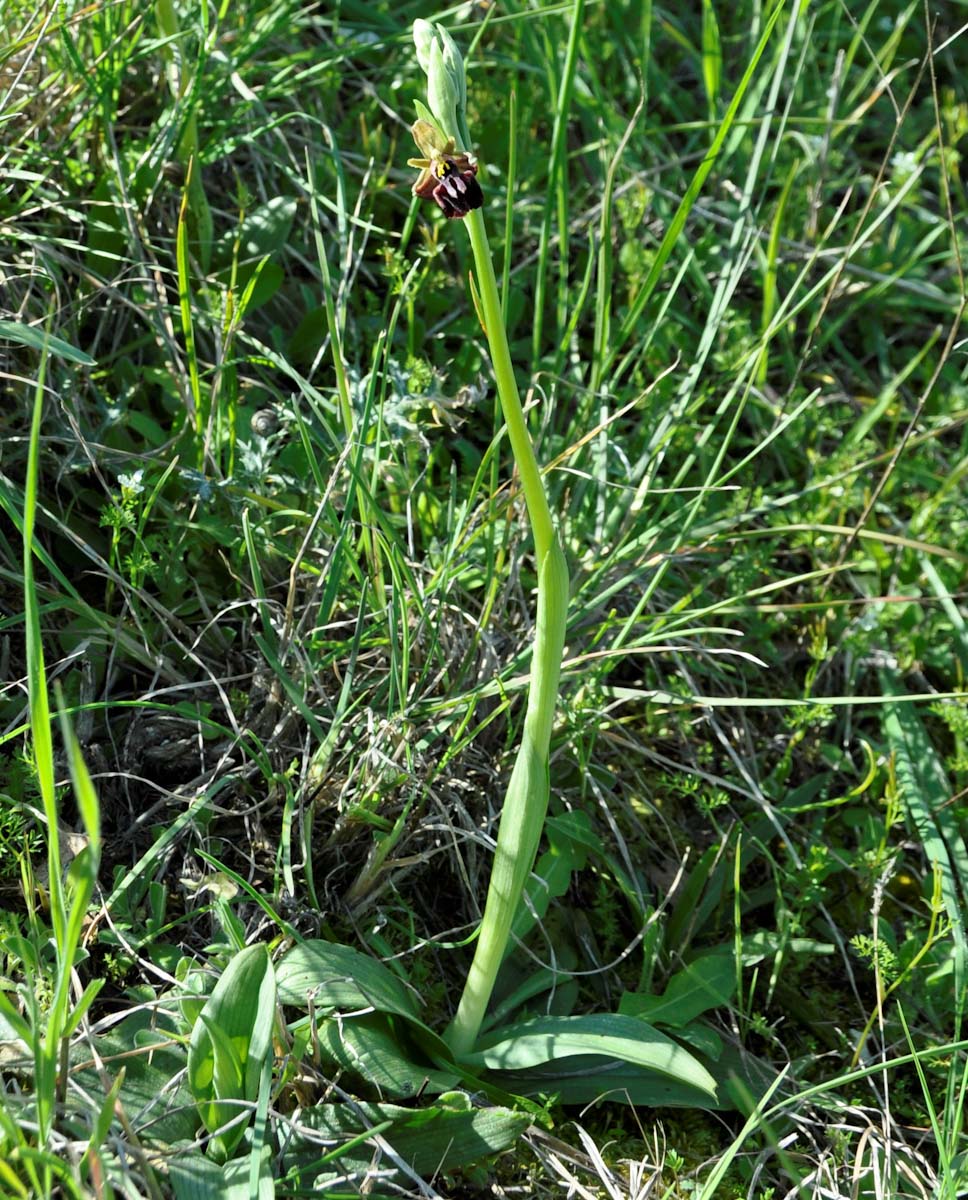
[316, 1012, 458, 1100]
[619, 952, 735, 1028]
[489, 946, 579, 1033]
[204, 1013, 245, 1107]
[737, 931, 834, 965]
[277, 939, 420, 1020]
[210, 197, 294, 310]
[187, 944, 276, 1160]
[169, 1144, 273, 1200]
[213, 196, 296, 263]
[675, 1022, 724, 1060]
[401, 1008, 463, 1073]
[0, 996, 31, 1084]
[544, 809, 602, 854]
[488, 1035, 778, 1110]
[0, 320, 94, 365]
[492, 1055, 723, 1108]
[664, 842, 721, 952]
[510, 812, 595, 943]
[213, 196, 296, 277]
[484, 1027, 782, 1108]
[287, 1096, 530, 1185]
[469, 1013, 717, 1100]
[71, 1013, 197, 1145]
[237, 261, 283, 311]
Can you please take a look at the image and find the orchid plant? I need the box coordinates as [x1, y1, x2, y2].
[407, 19, 570, 1057]
[392, 24, 726, 1112]
[276, 18, 720, 1118]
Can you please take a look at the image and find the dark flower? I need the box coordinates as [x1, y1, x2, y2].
[408, 119, 483, 219]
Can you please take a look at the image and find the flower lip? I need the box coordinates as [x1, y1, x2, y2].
[429, 160, 484, 219]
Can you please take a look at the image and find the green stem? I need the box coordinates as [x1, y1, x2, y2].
[444, 206, 569, 1058]
[463, 209, 555, 558]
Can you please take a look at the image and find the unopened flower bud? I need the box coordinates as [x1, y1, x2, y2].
[412, 19, 467, 143]
[413, 19, 435, 74]
[436, 24, 467, 112]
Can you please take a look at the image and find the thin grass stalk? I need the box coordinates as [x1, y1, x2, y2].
[154, 0, 212, 265]
[603, 0, 787, 383]
[530, 0, 585, 368]
[22, 336, 105, 1163]
[24, 349, 61, 958]
[23, 343, 61, 1157]
[175, 168, 205, 465]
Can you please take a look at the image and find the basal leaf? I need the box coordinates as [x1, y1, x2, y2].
[492, 1055, 725, 1108]
[213, 197, 297, 267]
[286, 1097, 530, 1185]
[169, 1143, 273, 1200]
[736, 931, 834, 965]
[277, 939, 420, 1021]
[71, 1013, 197, 1145]
[510, 811, 596, 943]
[316, 1012, 458, 1100]
[468, 1012, 717, 1100]
[619, 951, 735, 1028]
[187, 944, 276, 1159]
